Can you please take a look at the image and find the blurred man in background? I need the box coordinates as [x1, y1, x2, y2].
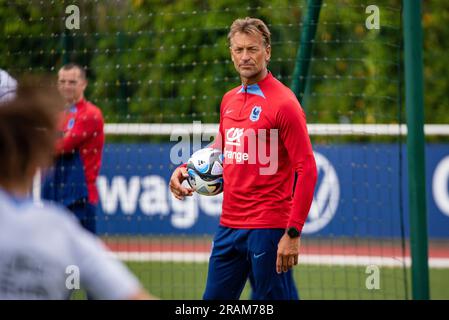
[42, 63, 104, 234]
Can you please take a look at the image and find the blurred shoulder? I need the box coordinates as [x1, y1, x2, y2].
[85, 100, 104, 118]
[20, 200, 80, 232]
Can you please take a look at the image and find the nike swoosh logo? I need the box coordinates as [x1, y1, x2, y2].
[253, 252, 266, 259]
[225, 110, 233, 114]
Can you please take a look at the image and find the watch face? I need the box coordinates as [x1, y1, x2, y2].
[288, 227, 300, 238]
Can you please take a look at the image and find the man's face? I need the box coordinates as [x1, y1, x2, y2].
[230, 32, 271, 82]
[57, 68, 87, 104]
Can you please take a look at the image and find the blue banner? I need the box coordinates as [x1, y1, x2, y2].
[95, 143, 449, 239]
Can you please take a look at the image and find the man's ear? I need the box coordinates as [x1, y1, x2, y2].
[265, 45, 271, 63]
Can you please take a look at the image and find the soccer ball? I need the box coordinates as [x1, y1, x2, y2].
[186, 148, 224, 196]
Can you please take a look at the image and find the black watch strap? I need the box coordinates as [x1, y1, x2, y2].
[287, 227, 300, 238]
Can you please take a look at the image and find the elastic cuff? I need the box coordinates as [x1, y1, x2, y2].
[287, 222, 304, 236]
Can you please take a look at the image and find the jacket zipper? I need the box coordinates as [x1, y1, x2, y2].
[239, 85, 248, 117]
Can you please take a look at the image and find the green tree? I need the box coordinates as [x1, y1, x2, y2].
[1, 0, 447, 126]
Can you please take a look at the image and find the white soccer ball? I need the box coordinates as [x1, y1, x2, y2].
[186, 148, 224, 196]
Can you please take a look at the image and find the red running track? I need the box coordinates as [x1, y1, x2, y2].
[105, 241, 449, 258]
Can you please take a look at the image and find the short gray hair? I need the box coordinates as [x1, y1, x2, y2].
[228, 17, 271, 47]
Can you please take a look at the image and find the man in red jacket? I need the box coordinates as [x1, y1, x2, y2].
[170, 17, 317, 300]
[42, 63, 104, 234]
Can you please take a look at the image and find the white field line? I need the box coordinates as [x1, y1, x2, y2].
[112, 251, 449, 269]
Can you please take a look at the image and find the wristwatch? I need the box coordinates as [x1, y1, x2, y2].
[286, 227, 300, 239]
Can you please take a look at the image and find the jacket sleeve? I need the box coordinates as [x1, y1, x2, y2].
[276, 99, 318, 234]
[56, 110, 103, 155]
[179, 100, 225, 170]
[210, 99, 225, 152]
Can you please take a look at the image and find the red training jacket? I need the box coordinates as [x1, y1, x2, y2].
[212, 72, 317, 234]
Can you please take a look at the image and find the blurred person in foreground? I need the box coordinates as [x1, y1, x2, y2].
[0, 79, 154, 300]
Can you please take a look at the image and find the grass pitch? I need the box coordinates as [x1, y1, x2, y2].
[73, 262, 449, 300]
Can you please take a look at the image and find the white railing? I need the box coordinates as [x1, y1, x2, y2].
[104, 123, 449, 136]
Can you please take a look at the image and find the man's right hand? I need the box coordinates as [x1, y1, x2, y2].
[169, 166, 194, 200]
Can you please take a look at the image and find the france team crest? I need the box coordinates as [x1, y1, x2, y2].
[249, 106, 262, 122]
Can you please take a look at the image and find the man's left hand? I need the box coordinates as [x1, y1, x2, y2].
[276, 233, 301, 274]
